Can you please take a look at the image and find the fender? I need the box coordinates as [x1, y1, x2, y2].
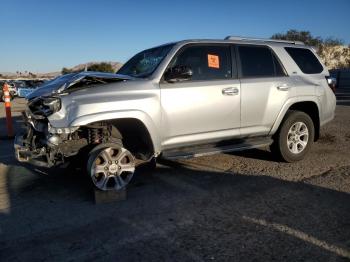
[70, 110, 161, 154]
[269, 96, 321, 135]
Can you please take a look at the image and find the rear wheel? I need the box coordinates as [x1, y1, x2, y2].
[271, 110, 314, 162]
[87, 142, 135, 191]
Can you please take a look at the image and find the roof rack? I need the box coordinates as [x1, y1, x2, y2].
[224, 36, 304, 45]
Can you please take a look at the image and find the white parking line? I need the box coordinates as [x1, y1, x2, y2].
[243, 216, 350, 259]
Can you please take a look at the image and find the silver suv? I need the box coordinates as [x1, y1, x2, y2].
[14, 36, 336, 191]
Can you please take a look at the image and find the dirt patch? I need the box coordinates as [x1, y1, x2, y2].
[303, 165, 350, 193]
[319, 132, 337, 143]
[345, 133, 350, 141]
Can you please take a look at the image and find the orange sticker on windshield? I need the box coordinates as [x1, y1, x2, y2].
[208, 54, 220, 68]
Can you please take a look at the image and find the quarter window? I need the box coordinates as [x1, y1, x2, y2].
[168, 45, 232, 81]
[285, 47, 323, 74]
[238, 45, 286, 78]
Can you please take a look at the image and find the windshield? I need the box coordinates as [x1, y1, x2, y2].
[118, 44, 175, 78]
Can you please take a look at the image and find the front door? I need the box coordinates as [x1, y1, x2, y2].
[159, 44, 241, 149]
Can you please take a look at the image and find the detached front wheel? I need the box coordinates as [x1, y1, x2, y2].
[87, 143, 135, 191]
[271, 110, 314, 162]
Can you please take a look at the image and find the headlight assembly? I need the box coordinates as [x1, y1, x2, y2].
[28, 97, 61, 117]
[42, 97, 61, 116]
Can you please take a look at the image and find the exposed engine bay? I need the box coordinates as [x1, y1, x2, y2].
[15, 107, 118, 167]
[14, 72, 130, 167]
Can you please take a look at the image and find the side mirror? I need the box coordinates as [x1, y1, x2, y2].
[164, 65, 193, 82]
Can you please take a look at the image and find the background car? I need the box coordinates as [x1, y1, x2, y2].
[17, 80, 45, 98]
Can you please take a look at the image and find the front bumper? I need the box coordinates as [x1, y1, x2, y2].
[14, 133, 54, 167]
[14, 111, 86, 168]
[14, 110, 62, 168]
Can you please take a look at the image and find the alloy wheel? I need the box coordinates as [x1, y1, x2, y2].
[90, 146, 135, 190]
[287, 121, 309, 154]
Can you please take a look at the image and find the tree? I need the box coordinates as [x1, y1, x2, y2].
[61, 67, 73, 75]
[87, 62, 115, 73]
[271, 29, 323, 47]
[61, 62, 115, 75]
[29, 72, 37, 78]
[271, 30, 349, 69]
[323, 37, 344, 46]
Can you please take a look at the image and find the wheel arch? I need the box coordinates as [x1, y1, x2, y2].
[70, 111, 161, 159]
[270, 98, 321, 141]
[108, 118, 156, 160]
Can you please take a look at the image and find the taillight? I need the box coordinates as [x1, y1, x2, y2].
[326, 76, 336, 93]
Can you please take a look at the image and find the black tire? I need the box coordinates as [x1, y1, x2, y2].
[146, 157, 157, 170]
[138, 157, 157, 174]
[72, 134, 122, 172]
[270, 110, 314, 162]
[87, 141, 123, 160]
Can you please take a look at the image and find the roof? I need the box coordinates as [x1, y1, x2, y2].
[172, 36, 307, 48]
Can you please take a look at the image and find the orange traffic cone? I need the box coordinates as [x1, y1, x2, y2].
[2, 82, 14, 138]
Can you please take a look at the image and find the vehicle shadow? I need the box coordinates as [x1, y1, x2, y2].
[226, 147, 276, 161]
[0, 154, 349, 261]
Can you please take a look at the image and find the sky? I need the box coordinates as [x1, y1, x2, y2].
[1, 0, 349, 73]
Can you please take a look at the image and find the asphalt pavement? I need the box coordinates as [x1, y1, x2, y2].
[0, 98, 349, 261]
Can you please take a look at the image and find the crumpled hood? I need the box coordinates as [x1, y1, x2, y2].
[27, 71, 134, 100]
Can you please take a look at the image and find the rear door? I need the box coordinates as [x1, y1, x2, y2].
[236, 44, 294, 136]
[159, 44, 241, 148]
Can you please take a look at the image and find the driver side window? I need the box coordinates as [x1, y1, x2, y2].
[168, 45, 232, 81]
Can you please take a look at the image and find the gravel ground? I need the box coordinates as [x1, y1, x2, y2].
[0, 98, 349, 261]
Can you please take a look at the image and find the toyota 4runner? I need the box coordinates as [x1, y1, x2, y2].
[14, 36, 336, 191]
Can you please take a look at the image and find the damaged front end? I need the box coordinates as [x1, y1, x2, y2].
[15, 71, 130, 168]
[26, 71, 133, 99]
[14, 101, 87, 167]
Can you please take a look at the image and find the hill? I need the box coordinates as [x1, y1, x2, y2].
[0, 61, 123, 79]
[69, 61, 123, 73]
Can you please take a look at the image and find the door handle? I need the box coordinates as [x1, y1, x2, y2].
[222, 87, 239, 96]
[277, 84, 289, 91]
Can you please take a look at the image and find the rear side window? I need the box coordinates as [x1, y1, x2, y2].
[238, 45, 286, 78]
[285, 47, 323, 74]
[169, 45, 232, 81]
